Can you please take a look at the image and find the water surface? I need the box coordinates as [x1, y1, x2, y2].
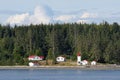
[0, 69, 120, 80]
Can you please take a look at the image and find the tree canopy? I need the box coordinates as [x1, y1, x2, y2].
[0, 22, 120, 65]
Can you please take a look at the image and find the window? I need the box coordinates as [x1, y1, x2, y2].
[57, 58, 60, 60]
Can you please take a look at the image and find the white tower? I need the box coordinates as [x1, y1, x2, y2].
[77, 52, 81, 65]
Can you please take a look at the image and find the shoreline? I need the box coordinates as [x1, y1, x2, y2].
[0, 65, 120, 70]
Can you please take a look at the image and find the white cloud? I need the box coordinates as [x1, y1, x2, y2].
[55, 15, 76, 22]
[77, 20, 87, 24]
[81, 12, 97, 19]
[6, 13, 29, 24]
[29, 6, 52, 25]
[6, 5, 53, 25]
[6, 5, 98, 25]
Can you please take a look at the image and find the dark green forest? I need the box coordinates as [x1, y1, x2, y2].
[0, 22, 120, 65]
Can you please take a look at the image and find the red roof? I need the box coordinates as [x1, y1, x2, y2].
[83, 60, 88, 62]
[77, 52, 81, 56]
[28, 55, 44, 59]
[39, 56, 44, 59]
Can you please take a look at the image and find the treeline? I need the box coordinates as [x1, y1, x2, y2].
[0, 22, 120, 65]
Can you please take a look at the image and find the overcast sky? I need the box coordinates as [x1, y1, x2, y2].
[0, 0, 120, 25]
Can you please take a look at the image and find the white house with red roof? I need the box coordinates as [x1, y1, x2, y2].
[81, 60, 88, 66]
[28, 55, 44, 61]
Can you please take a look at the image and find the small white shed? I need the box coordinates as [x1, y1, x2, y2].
[91, 61, 97, 65]
[28, 62, 39, 67]
[29, 62, 34, 66]
[81, 60, 88, 66]
[56, 56, 65, 62]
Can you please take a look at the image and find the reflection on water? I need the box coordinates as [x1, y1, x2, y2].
[0, 69, 120, 80]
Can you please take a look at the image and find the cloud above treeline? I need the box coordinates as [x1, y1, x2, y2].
[6, 5, 98, 25]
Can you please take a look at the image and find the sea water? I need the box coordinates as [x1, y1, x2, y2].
[0, 69, 120, 80]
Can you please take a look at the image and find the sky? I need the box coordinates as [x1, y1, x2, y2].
[0, 0, 120, 25]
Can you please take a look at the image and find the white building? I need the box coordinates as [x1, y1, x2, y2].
[28, 55, 44, 61]
[91, 61, 97, 65]
[29, 62, 39, 67]
[81, 60, 88, 66]
[77, 52, 89, 66]
[56, 56, 65, 62]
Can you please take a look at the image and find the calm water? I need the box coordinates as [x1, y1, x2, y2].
[0, 69, 120, 80]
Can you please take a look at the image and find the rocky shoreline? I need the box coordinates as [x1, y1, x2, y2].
[0, 65, 120, 70]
